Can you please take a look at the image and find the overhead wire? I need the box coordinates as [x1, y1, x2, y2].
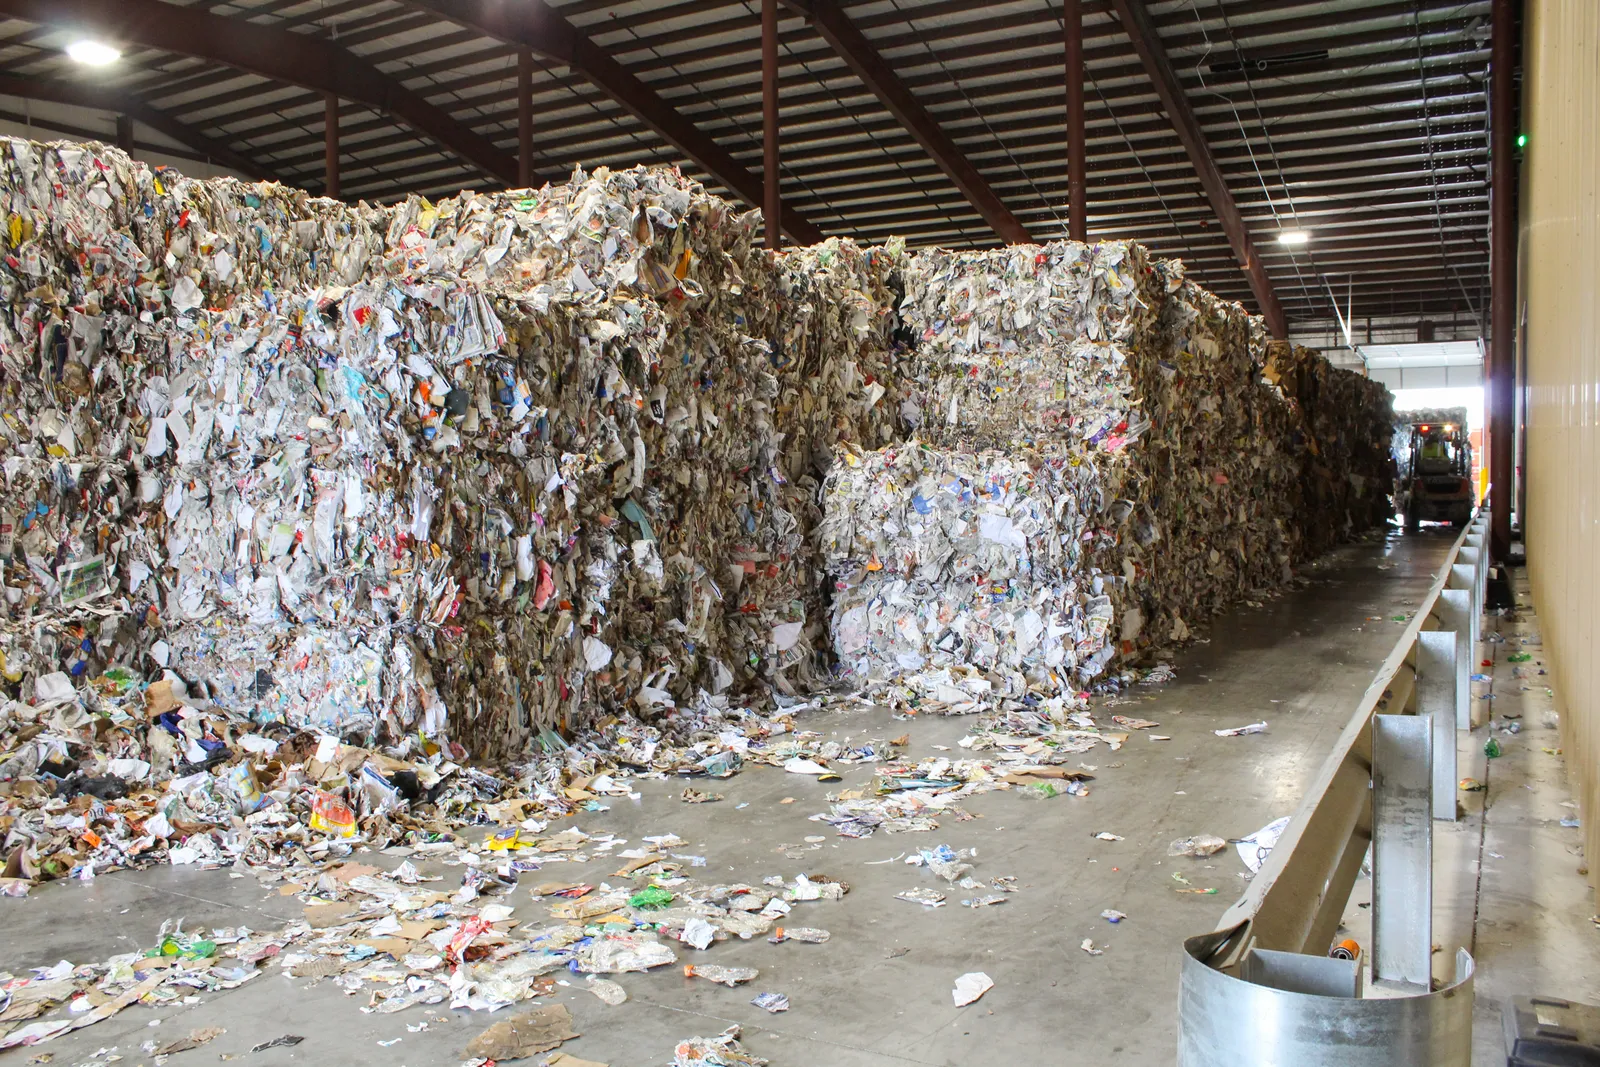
[887, 0, 1068, 238]
[610, 4, 836, 238]
[1412, 0, 1486, 331]
[1186, 0, 1319, 326]
[763, 5, 967, 245]
[301, 3, 497, 198]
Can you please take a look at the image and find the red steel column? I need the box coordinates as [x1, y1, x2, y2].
[1064, 0, 1086, 241]
[1489, 0, 1516, 560]
[518, 49, 533, 187]
[762, 0, 780, 250]
[324, 92, 340, 199]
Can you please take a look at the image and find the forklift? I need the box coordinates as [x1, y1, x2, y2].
[1395, 421, 1475, 529]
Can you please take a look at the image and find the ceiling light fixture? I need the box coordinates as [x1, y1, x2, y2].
[1277, 230, 1310, 246]
[66, 40, 121, 66]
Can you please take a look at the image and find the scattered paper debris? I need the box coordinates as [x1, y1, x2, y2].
[464, 1004, 578, 1061]
[673, 1025, 766, 1067]
[586, 978, 628, 1006]
[952, 971, 995, 1007]
[151, 1027, 226, 1056]
[750, 992, 790, 1013]
[1235, 816, 1292, 873]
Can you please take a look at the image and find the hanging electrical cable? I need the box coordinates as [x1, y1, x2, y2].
[889, 0, 1068, 237]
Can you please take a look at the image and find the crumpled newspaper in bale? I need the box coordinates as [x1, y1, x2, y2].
[821, 245, 1395, 694]
[822, 445, 1113, 686]
[0, 139, 901, 761]
[1263, 341, 1396, 555]
[0, 135, 1393, 761]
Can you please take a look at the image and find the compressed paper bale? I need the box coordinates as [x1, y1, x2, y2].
[1266, 341, 1397, 553]
[0, 141, 903, 760]
[821, 448, 1106, 682]
[823, 243, 1395, 688]
[0, 137, 1393, 762]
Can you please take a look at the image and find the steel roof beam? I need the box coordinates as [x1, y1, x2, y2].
[600, 0, 1482, 98]
[778, 0, 1031, 244]
[328, 125, 1488, 219]
[1111, 0, 1286, 337]
[257, 78, 1483, 193]
[831, 193, 1488, 243]
[0, 0, 518, 187]
[812, 188, 1488, 245]
[405, 0, 825, 244]
[176, 7, 1484, 163]
[20, 0, 1485, 139]
[0, 73, 271, 179]
[800, 174, 1488, 223]
[358, 11, 1468, 143]
[235, 38, 1485, 183]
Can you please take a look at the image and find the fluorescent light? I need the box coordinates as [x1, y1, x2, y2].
[1276, 230, 1310, 246]
[66, 40, 121, 66]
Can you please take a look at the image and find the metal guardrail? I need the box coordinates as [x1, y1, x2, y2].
[1177, 510, 1491, 1067]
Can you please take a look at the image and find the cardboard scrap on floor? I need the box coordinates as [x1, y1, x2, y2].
[152, 1026, 226, 1055]
[464, 1003, 578, 1061]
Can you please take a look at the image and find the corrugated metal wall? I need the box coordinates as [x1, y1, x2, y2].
[1521, 0, 1600, 906]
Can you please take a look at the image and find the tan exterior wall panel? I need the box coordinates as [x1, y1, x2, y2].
[1522, 0, 1600, 906]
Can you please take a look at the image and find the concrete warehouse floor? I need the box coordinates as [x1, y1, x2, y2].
[13, 527, 1573, 1067]
[1444, 571, 1600, 1059]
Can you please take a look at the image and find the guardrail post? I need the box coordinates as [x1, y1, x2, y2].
[1176, 519, 1483, 1064]
[1447, 564, 1478, 647]
[1371, 713, 1434, 989]
[1437, 589, 1472, 730]
[1458, 546, 1483, 620]
[1470, 518, 1490, 606]
[1417, 630, 1458, 821]
[1464, 524, 1485, 564]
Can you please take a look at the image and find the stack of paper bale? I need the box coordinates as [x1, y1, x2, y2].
[352, 184, 905, 758]
[0, 137, 1394, 755]
[0, 140, 901, 759]
[1393, 405, 1468, 441]
[1264, 342, 1396, 556]
[820, 247, 1393, 691]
